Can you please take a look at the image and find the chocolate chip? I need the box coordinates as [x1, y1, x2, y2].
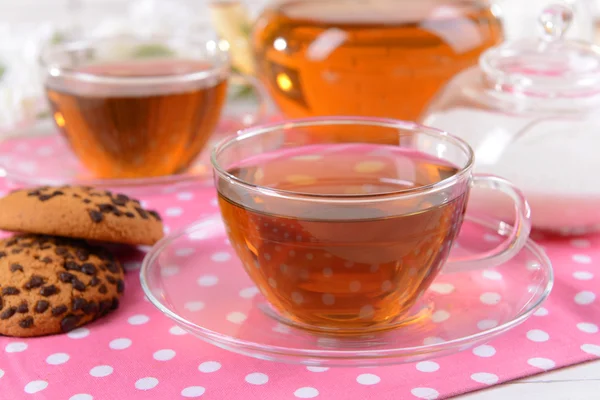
[89, 210, 104, 223]
[116, 280, 124, 293]
[106, 275, 117, 284]
[97, 249, 113, 261]
[111, 194, 129, 206]
[98, 204, 116, 213]
[81, 263, 97, 275]
[52, 305, 68, 316]
[24, 276, 45, 289]
[19, 316, 34, 328]
[39, 194, 53, 201]
[10, 263, 23, 272]
[135, 207, 149, 219]
[98, 284, 108, 294]
[76, 249, 89, 261]
[17, 302, 28, 313]
[60, 314, 80, 332]
[6, 239, 16, 246]
[149, 210, 162, 221]
[39, 244, 52, 250]
[65, 261, 81, 272]
[40, 285, 59, 297]
[0, 251, 6, 258]
[111, 198, 127, 207]
[72, 297, 87, 311]
[73, 193, 81, 198]
[98, 300, 112, 316]
[106, 262, 119, 274]
[83, 198, 92, 204]
[1, 306, 16, 320]
[83, 301, 98, 315]
[72, 279, 86, 292]
[124, 212, 135, 218]
[112, 209, 123, 217]
[27, 190, 40, 196]
[11, 248, 22, 254]
[0, 295, 3, 310]
[89, 276, 100, 287]
[35, 300, 49, 313]
[53, 190, 64, 196]
[41, 256, 53, 263]
[55, 247, 69, 256]
[59, 272, 75, 283]
[110, 297, 119, 310]
[2, 286, 20, 295]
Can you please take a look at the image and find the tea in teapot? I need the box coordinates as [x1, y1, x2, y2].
[252, 0, 503, 121]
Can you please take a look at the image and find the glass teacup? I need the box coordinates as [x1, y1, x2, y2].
[212, 117, 531, 333]
[40, 34, 267, 179]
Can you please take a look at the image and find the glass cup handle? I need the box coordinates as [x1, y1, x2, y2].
[229, 72, 274, 126]
[443, 174, 532, 274]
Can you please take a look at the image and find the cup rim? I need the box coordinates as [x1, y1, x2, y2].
[39, 33, 230, 86]
[211, 116, 475, 201]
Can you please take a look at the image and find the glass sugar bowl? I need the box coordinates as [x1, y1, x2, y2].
[420, 4, 600, 235]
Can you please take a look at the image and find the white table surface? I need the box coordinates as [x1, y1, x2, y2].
[456, 360, 600, 399]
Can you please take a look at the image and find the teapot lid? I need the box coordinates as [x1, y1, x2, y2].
[480, 4, 600, 97]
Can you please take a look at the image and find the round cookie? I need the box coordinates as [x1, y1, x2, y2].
[0, 186, 163, 246]
[0, 234, 124, 337]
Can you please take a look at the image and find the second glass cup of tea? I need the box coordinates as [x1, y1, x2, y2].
[212, 117, 532, 334]
[40, 34, 267, 179]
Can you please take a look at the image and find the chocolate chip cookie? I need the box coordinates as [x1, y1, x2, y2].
[0, 186, 163, 246]
[0, 234, 124, 337]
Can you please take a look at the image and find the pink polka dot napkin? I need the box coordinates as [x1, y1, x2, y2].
[0, 175, 599, 399]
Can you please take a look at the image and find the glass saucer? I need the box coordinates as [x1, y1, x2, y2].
[0, 86, 267, 196]
[140, 213, 553, 367]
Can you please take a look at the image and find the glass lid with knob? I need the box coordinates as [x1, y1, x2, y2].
[480, 3, 600, 98]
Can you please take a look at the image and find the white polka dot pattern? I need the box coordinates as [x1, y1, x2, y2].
[181, 386, 206, 397]
[70, 394, 93, 400]
[46, 353, 70, 365]
[24, 380, 48, 394]
[356, 373, 381, 385]
[294, 387, 319, 398]
[0, 163, 594, 400]
[89, 365, 114, 378]
[67, 328, 90, 339]
[245, 372, 269, 385]
[109, 338, 132, 350]
[135, 377, 159, 390]
[198, 361, 221, 373]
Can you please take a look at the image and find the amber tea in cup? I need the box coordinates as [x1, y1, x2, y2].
[41, 36, 231, 179]
[212, 118, 531, 333]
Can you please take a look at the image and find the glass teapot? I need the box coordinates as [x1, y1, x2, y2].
[420, 4, 600, 235]
[251, 0, 504, 122]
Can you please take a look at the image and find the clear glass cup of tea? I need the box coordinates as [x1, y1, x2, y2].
[211, 116, 532, 334]
[39, 34, 268, 179]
